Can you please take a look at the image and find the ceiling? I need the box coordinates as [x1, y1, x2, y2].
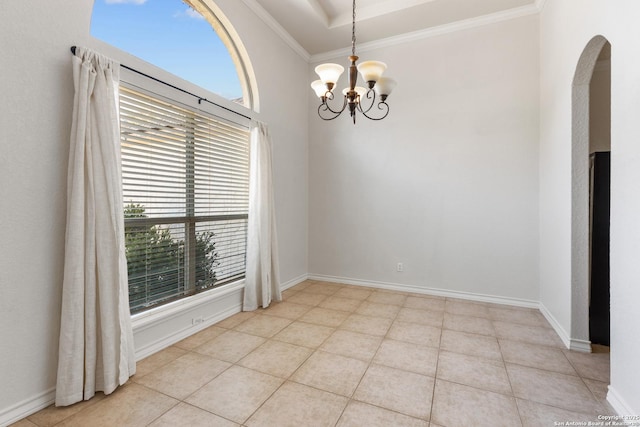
[247, 0, 540, 58]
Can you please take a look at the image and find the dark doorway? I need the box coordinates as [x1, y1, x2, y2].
[571, 36, 610, 350]
[589, 151, 610, 346]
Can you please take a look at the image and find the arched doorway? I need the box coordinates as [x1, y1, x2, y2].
[571, 36, 611, 352]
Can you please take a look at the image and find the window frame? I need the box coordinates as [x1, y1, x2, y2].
[183, 0, 259, 111]
[85, 0, 261, 351]
[118, 76, 253, 316]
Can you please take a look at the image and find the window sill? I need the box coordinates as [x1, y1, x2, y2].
[131, 280, 245, 360]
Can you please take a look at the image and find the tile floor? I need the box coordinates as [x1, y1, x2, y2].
[13, 280, 614, 427]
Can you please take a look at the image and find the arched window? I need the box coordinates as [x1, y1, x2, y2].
[91, 0, 255, 108]
[90, 0, 257, 313]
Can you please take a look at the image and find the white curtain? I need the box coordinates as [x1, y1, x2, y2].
[243, 122, 282, 311]
[56, 47, 135, 406]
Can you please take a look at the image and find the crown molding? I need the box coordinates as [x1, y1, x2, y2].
[326, 0, 439, 29]
[239, 0, 311, 61]
[240, 0, 544, 64]
[306, 0, 330, 28]
[310, 4, 540, 63]
[535, 0, 549, 12]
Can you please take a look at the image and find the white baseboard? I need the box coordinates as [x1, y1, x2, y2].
[0, 387, 55, 427]
[607, 386, 638, 417]
[538, 302, 571, 349]
[569, 338, 592, 353]
[280, 273, 309, 291]
[307, 274, 539, 309]
[538, 303, 593, 352]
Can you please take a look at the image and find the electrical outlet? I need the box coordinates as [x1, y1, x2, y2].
[397, 262, 404, 272]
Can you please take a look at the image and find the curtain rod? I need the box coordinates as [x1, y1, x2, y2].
[70, 46, 251, 121]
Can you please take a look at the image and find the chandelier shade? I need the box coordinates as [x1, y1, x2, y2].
[374, 77, 397, 99]
[357, 61, 387, 85]
[311, 0, 396, 124]
[315, 63, 344, 87]
[311, 80, 328, 98]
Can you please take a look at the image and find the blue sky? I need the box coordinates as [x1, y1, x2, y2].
[91, 0, 243, 100]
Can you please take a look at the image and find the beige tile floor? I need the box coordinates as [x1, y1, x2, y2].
[13, 280, 614, 427]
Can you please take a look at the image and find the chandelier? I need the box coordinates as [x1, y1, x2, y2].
[311, 0, 397, 124]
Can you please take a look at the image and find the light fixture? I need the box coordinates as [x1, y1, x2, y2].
[311, 0, 397, 124]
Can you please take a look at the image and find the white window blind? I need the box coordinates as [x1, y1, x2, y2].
[119, 86, 250, 313]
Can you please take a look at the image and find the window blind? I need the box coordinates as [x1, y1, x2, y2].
[119, 86, 250, 313]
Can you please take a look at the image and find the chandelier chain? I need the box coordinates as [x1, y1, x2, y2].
[312, 0, 394, 123]
[351, 0, 356, 56]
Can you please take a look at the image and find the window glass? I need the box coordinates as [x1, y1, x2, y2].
[121, 86, 249, 313]
[91, 0, 252, 313]
[91, 0, 244, 102]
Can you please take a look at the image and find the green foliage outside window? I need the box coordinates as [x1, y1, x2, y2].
[124, 203, 219, 312]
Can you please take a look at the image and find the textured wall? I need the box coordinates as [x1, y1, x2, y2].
[308, 15, 540, 303]
[539, 0, 640, 414]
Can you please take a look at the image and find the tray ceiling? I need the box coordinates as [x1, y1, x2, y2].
[249, 0, 539, 56]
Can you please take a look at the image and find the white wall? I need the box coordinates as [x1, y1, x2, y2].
[539, 0, 640, 414]
[0, 0, 308, 423]
[3, 0, 640, 421]
[308, 15, 540, 305]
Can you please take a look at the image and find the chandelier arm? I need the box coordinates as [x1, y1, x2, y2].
[356, 88, 379, 114]
[319, 90, 346, 114]
[318, 96, 348, 120]
[322, 94, 348, 114]
[358, 100, 390, 121]
[317, 104, 342, 121]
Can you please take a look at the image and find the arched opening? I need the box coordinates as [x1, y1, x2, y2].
[87, 0, 260, 315]
[185, 0, 260, 111]
[90, 0, 258, 110]
[571, 36, 611, 352]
